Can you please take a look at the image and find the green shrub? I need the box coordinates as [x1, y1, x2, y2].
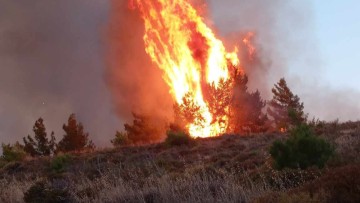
[0, 159, 6, 168]
[270, 124, 334, 170]
[50, 154, 72, 173]
[1, 142, 26, 162]
[165, 130, 194, 146]
[24, 181, 71, 203]
[111, 131, 131, 147]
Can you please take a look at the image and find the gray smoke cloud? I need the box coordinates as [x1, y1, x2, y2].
[207, 0, 360, 121]
[0, 0, 120, 147]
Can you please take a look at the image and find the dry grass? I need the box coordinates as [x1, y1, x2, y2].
[0, 176, 40, 202]
[0, 163, 319, 203]
[0, 126, 359, 202]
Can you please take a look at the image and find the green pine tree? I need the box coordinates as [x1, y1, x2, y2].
[57, 114, 95, 153]
[228, 72, 268, 134]
[267, 78, 306, 131]
[123, 113, 163, 144]
[23, 118, 56, 156]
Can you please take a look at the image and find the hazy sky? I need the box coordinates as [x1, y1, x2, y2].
[0, 0, 359, 147]
[313, 0, 360, 89]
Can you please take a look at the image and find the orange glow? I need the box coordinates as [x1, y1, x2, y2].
[130, 0, 240, 138]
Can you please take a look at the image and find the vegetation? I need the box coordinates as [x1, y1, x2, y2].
[57, 114, 95, 153]
[50, 154, 72, 173]
[228, 72, 268, 134]
[205, 79, 232, 130]
[0, 75, 359, 202]
[0, 125, 359, 202]
[122, 113, 164, 144]
[165, 130, 194, 146]
[111, 131, 131, 147]
[23, 118, 56, 157]
[173, 93, 205, 129]
[267, 78, 307, 131]
[1, 142, 26, 163]
[270, 124, 334, 169]
[24, 181, 71, 203]
[174, 71, 269, 135]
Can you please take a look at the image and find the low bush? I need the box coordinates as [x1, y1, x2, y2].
[165, 130, 194, 147]
[1, 142, 26, 163]
[111, 131, 131, 147]
[270, 124, 334, 170]
[0, 159, 7, 169]
[302, 164, 360, 203]
[254, 191, 327, 203]
[50, 154, 72, 173]
[24, 181, 71, 203]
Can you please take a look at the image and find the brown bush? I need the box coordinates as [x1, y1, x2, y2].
[302, 164, 360, 203]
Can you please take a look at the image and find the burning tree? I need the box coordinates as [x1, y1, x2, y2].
[23, 118, 56, 157]
[130, 0, 269, 138]
[267, 78, 307, 131]
[131, 0, 240, 138]
[173, 68, 268, 136]
[173, 93, 206, 131]
[205, 79, 233, 131]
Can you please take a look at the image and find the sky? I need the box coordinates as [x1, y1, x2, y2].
[0, 0, 359, 147]
[312, 0, 360, 90]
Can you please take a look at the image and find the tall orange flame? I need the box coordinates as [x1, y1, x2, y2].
[131, 0, 240, 138]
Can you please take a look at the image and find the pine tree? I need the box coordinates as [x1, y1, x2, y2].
[206, 79, 232, 130]
[267, 78, 306, 131]
[228, 73, 249, 133]
[174, 93, 205, 128]
[228, 72, 268, 134]
[23, 118, 56, 156]
[124, 113, 163, 144]
[57, 114, 95, 153]
[246, 90, 269, 133]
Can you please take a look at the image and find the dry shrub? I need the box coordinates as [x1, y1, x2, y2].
[332, 126, 360, 165]
[165, 130, 194, 147]
[0, 176, 40, 202]
[69, 167, 271, 202]
[258, 168, 322, 191]
[24, 180, 71, 203]
[303, 164, 360, 203]
[254, 190, 328, 203]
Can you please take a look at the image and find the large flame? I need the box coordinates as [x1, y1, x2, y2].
[130, 0, 240, 138]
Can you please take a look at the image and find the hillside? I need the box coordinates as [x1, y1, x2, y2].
[0, 121, 359, 202]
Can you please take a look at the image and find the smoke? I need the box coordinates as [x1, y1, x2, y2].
[107, 0, 359, 135]
[106, 0, 174, 136]
[0, 0, 119, 147]
[1, 0, 359, 149]
[206, 0, 360, 121]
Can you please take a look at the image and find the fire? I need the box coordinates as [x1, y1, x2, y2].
[130, 0, 240, 138]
